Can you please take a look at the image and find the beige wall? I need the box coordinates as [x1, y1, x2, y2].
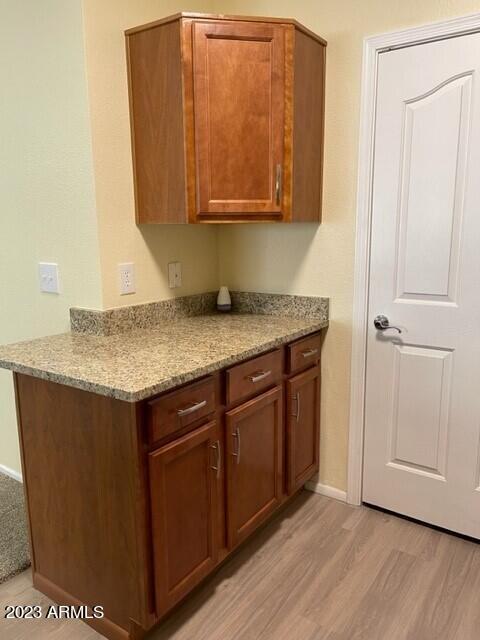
[81, 0, 219, 309]
[0, 0, 102, 473]
[1, 0, 219, 475]
[215, 0, 480, 491]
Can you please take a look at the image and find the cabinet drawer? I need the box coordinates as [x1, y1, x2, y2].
[288, 333, 321, 374]
[147, 377, 216, 444]
[226, 350, 282, 406]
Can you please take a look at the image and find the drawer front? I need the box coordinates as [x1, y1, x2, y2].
[288, 333, 321, 374]
[147, 376, 216, 444]
[226, 350, 282, 406]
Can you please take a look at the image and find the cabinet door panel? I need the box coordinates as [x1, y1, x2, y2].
[286, 366, 320, 494]
[226, 386, 283, 548]
[193, 21, 285, 217]
[149, 421, 219, 615]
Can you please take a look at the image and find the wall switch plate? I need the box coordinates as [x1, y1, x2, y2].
[38, 262, 60, 294]
[118, 263, 135, 295]
[168, 262, 182, 289]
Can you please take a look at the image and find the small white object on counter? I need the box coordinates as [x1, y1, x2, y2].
[217, 286, 231, 312]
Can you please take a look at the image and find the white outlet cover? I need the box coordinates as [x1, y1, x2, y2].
[175, 261, 182, 288]
[168, 262, 182, 288]
[168, 262, 176, 289]
[118, 262, 135, 295]
[38, 262, 60, 294]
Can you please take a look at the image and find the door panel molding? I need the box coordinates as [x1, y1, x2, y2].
[348, 11, 480, 505]
[394, 73, 472, 304]
[387, 344, 453, 479]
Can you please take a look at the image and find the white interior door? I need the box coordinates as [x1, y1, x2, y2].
[363, 33, 480, 539]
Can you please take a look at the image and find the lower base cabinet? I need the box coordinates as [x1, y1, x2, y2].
[13, 331, 323, 640]
[149, 420, 220, 615]
[286, 365, 320, 493]
[225, 386, 283, 548]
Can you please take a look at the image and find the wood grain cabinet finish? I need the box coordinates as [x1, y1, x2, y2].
[125, 13, 326, 224]
[226, 348, 283, 406]
[193, 20, 285, 219]
[288, 332, 322, 374]
[149, 420, 220, 615]
[286, 365, 320, 494]
[13, 330, 323, 640]
[225, 386, 283, 548]
[147, 375, 215, 444]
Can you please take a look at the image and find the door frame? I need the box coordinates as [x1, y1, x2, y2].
[347, 12, 480, 505]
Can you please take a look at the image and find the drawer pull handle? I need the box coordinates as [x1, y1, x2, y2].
[301, 348, 318, 359]
[247, 370, 272, 383]
[292, 392, 300, 423]
[210, 440, 221, 479]
[232, 428, 241, 464]
[177, 399, 207, 417]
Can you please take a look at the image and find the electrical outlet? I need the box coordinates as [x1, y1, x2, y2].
[118, 263, 135, 295]
[38, 263, 60, 294]
[174, 261, 182, 288]
[168, 262, 176, 289]
[168, 262, 182, 289]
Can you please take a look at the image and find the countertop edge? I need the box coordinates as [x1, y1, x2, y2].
[0, 320, 328, 402]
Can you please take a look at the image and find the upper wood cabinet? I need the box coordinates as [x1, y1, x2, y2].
[125, 13, 326, 224]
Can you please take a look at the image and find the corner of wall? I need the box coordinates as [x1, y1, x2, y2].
[0, 0, 104, 473]
[81, 0, 219, 310]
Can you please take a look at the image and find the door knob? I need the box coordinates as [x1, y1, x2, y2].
[373, 314, 402, 334]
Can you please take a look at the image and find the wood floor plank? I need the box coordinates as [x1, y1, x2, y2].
[0, 493, 479, 640]
[301, 506, 397, 629]
[403, 533, 477, 640]
[332, 549, 418, 640]
[452, 549, 480, 640]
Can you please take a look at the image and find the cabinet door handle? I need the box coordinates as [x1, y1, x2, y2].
[210, 440, 221, 479]
[301, 348, 318, 359]
[246, 370, 272, 383]
[177, 399, 207, 417]
[232, 428, 241, 464]
[292, 392, 300, 423]
[275, 164, 282, 206]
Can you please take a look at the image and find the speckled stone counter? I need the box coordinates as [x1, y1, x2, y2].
[70, 291, 329, 336]
[0, 313, 328, 402]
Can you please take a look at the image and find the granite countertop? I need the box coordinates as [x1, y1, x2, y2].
[0, 313, 328, 402]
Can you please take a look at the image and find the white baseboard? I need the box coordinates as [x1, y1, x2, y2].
[305, 480, 347, 502]
[0, 464, 23, 483]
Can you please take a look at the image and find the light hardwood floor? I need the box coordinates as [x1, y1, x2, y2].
[1, 492, 479, 640]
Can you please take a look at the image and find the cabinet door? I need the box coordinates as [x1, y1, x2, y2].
[193, 20, 286, 219]
[286, 365, 320, 494]
[149, 420, 220, 615]
[226, 386, 283, 548]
